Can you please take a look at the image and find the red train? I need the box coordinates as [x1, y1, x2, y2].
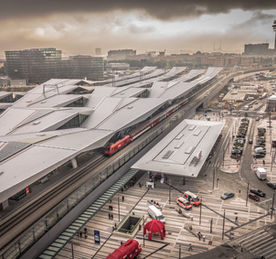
[106, 239, 142, 259]
[104, 135, 132, 155]
[104, 98, 188, 156]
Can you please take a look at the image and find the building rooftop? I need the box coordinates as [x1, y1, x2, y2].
[0, 67, 223, 202]
[132, 119, 224, 177]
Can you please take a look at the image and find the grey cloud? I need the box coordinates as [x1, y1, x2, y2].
[128, 24, 156, 34]
[1, 0, 276, 20]
[233, 11, 275, 30]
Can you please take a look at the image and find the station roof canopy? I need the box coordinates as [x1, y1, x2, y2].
[0, 66, 223, 202]
[132, 119, 224, 177]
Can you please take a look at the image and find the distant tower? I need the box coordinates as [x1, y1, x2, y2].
[273, 20, 276, 50]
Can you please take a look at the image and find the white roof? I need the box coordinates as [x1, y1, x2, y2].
[268, 95, 276, 101]
[0, 128, 113, 203]
[148, 68, 222, 100]
[132, 119, 224, 177]
[0, 92, 12, 100]
[92, 86, 147, 98]
[83, 97, 166, 131]
[102, 69, 166, 87]
[0, 66, 223, 202]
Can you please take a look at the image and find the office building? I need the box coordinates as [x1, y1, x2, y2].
[59, 55, 104, 81]
[5, 48, 62, 84]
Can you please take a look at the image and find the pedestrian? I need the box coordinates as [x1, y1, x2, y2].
[188, 243, 193, 251]
[198, 232, 201, 240]
[138, 182, 142, 188]
[84, 228, 87, 234]
[84, 234, 87, 239]
[263, 160, 265, 165]
[203, 235, 206, 242]
[235, 216, 238, 223]
[80, 231, 83, 238]
[108, 213, 110, 219]
[239, 190, 241, 194]
[122, 195, 125, 202]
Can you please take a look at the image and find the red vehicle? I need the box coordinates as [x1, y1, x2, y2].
[184, 191, 201, 206]
[104, 135, 132, 155]
[176, 197, 192, 210]
[248, 193, 260, 201]
[106, 239, 142, 259]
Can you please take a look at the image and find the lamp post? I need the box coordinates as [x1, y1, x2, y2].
[118, 196, 120, 222]
[246, 183, 249, 207]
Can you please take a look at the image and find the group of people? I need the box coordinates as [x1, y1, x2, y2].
[78, 228, 88, 239]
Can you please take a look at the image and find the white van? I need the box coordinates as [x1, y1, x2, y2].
[255, 167, 267, 180]
[148, 205, 165, 223]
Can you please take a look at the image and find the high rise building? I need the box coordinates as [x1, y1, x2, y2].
[5, 49, 104, 83]
[244, 43, 270, 55]
[5, 48, 62, 84]
[58, 55, 104, 81]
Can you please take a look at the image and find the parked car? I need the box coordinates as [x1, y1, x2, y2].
[254, 153, 265, 159]
[255, 147, 266, 154]
[249, 189, 265, 197]
[254, 146, 266, 151]
[176, 197, 192, 210]
[267, 182, 276, 190]
[221, 192, 235, 200]
[248, 193, 260, 201]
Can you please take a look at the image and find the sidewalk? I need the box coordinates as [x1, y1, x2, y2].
[220, 159, 240, 174]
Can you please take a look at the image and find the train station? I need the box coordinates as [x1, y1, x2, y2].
[1, 65, 276, 259]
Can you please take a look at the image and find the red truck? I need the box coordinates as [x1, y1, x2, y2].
[106, 239, 142, 259]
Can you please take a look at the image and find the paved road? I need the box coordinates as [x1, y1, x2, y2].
[239, 118, 276, 209]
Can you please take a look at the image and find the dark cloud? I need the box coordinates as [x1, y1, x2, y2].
[1, 0, 276, 20]
[232, 10, 275, 30]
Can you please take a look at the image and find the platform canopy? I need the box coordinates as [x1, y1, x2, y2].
[132, 119, 224, 177]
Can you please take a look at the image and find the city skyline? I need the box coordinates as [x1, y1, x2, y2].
[0, 1, 275, 57]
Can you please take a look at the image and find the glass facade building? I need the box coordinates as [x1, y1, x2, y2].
[5, 48, 62, 84]
[5, 49, 104, 84]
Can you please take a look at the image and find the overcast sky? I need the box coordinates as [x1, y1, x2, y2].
[0, 1, 275, 57]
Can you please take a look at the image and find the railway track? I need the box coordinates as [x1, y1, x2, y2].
[0, 154, 108, 250]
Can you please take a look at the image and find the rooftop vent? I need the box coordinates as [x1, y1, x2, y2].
[174, 140, 184, 149]
[162, 150, 174, 159]
[185, 146, 194, 154]
[193, 129, 201, 136]
[175, 133, 184, 140]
